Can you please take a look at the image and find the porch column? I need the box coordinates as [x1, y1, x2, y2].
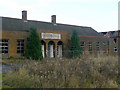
[58, 45, 62, 57]
[41, 45, 45, 58]
[46, 42, 48, 57]
[50, 45, 54, 58]
[55, 43, 57, 58]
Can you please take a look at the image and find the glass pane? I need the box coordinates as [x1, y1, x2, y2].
[21, 50, 24, 53]
[17, 50, 20, 53]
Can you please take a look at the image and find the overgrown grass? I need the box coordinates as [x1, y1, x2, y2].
[3, 55, 119, 88]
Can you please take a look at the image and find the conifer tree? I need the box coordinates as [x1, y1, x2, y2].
[27, 27, 43, 60]
[70, 30, 82, 58]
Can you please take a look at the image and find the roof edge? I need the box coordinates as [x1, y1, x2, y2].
[2, 16, 92, 29]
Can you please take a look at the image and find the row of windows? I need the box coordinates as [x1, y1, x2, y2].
[0, 39, 24, 54]
[80, 42, 107, 52]
[80, 41, 118, 52]
[0, 39, 118, 54]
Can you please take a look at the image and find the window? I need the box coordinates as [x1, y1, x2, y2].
[88, 42, 92, 53]
[0, 39, 9, 54]
[80, 42, 85, 51]
[17, 40, 24, 53]
[103, 42, 106, 53]
[113, 38, 117, 44]
[114, 47, 117, 52]
[96, 42, 100, 51]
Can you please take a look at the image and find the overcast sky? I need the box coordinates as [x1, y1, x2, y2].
[0, 0, 119, 32]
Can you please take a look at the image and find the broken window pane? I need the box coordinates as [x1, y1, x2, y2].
[0, 39, 9, 54]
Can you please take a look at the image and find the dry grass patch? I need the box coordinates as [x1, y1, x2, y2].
[3, 55, 119, 88]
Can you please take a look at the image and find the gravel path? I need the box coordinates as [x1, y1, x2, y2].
[2, 63, 24, 73]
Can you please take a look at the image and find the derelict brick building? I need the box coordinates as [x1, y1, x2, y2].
[0, 11, 111, 58]
[99, 30, 120, 56]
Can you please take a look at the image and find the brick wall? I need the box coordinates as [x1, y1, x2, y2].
[1, 30, 111, 58]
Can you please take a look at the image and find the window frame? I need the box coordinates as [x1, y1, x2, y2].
[113, 38, 117, 44]
[114, 47, 117, 52]
[88, 42, 92, 52]
[80, 42, 85, 51]
[0, 39, 9, 54]
[103, 42, 106, 53]
[17, 39, 24, 54]
[96, 42, 100, 52]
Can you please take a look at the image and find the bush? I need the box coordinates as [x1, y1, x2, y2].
[2, 73, 6, 77]
[8, 56, 14, 60]
[27, 27, 43, 60]
[3, 55, 119, 88]
[69, 30, 82, 58]
[2, 85, 13, 88]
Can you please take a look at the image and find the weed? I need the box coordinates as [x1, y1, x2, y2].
[3, 55, 119, 88]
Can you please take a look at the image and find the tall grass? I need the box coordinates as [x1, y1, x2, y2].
[3, 55, 119, 88]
